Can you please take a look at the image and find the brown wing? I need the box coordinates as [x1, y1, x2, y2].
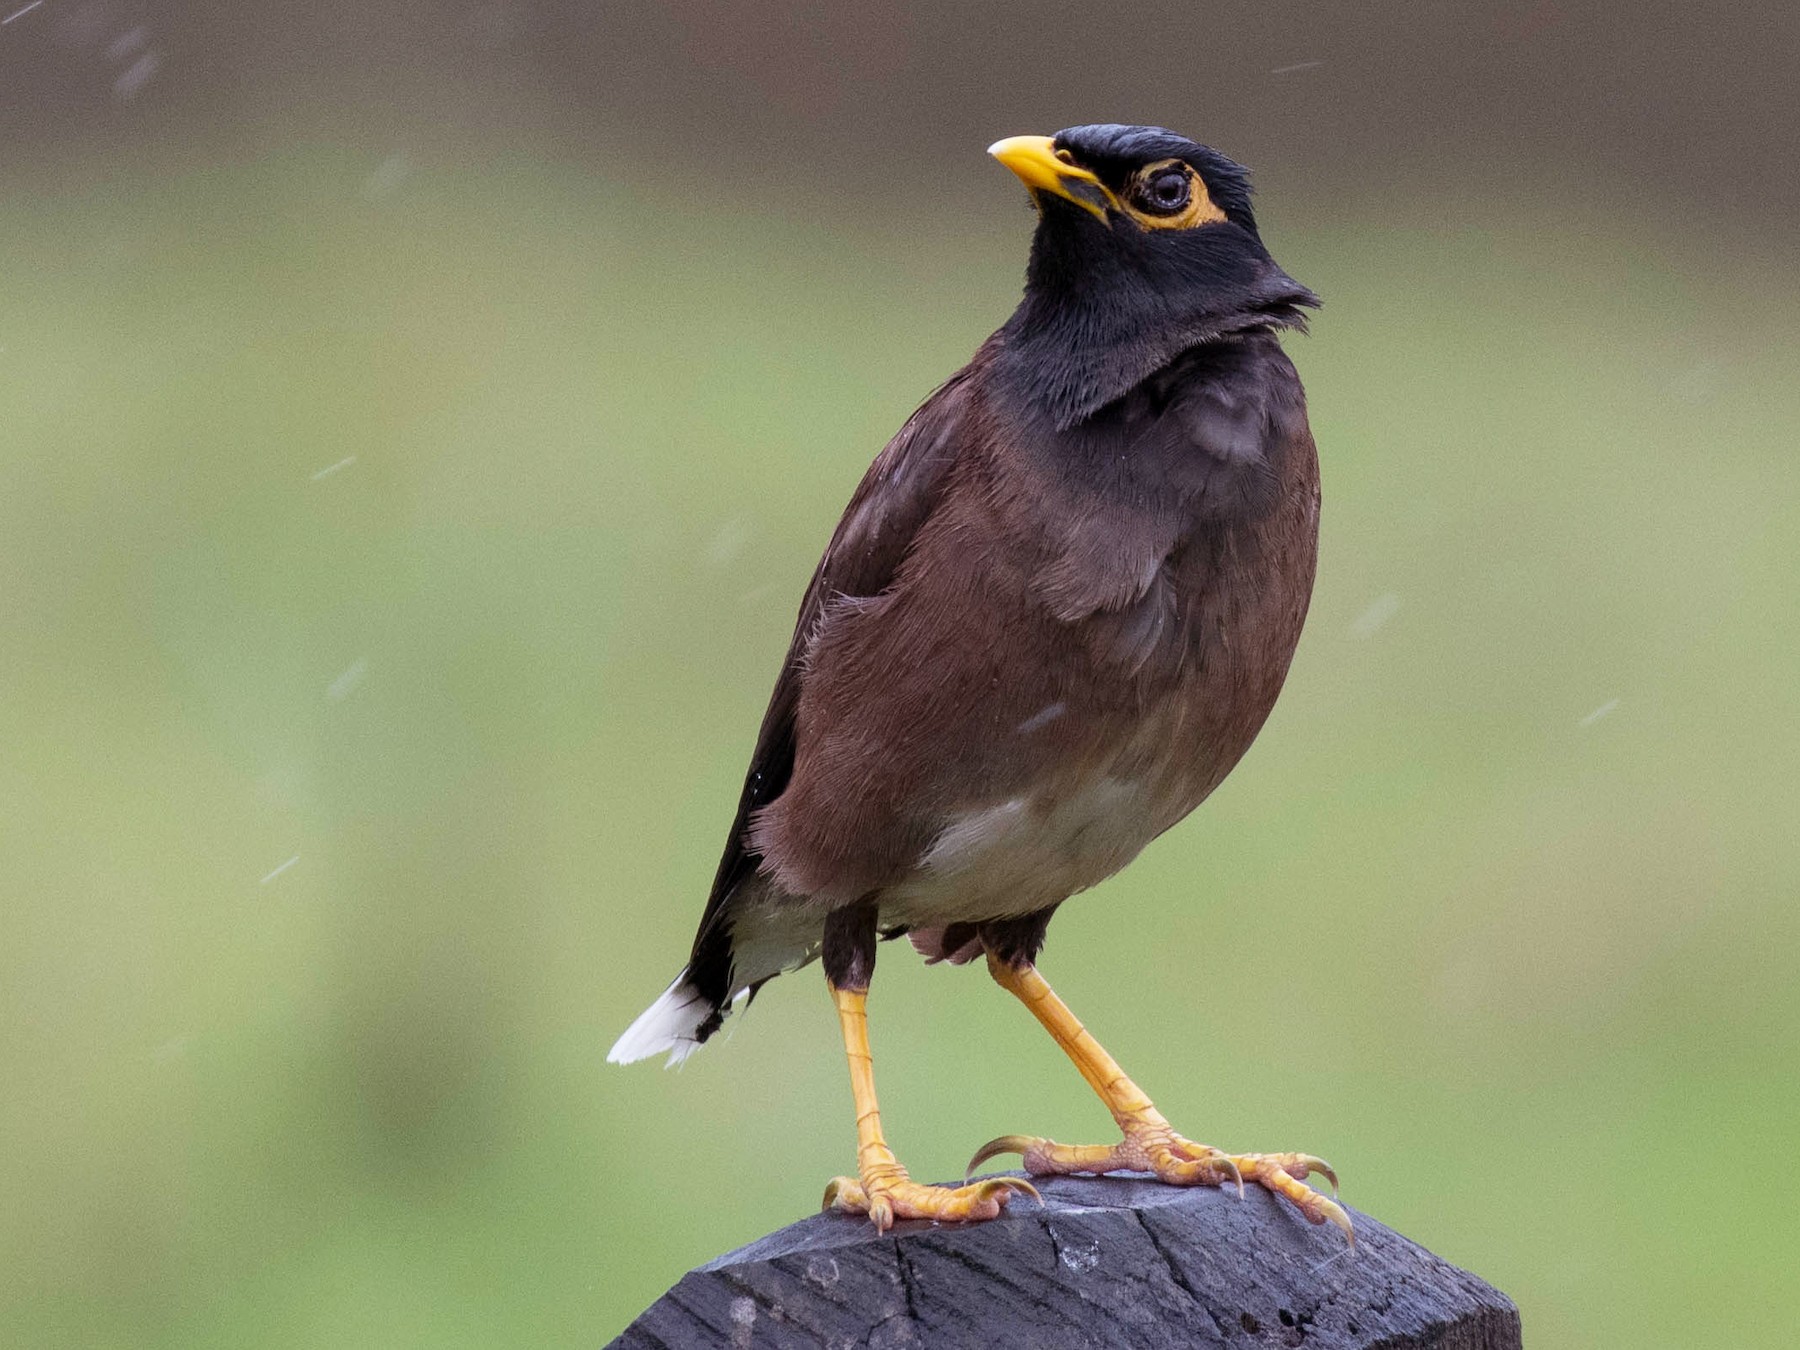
[683, 367, 974, 985]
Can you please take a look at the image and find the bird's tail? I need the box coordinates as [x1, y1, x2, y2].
[609, 903, 821, 1067]
[606, 972, 717, 1067]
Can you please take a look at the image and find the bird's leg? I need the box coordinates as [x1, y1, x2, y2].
[818, 903, 1036, 1232]
[969, 953, 1351, 1241]
[820, 984, 1036, 1231]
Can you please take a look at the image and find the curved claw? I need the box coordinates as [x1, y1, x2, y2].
[966, 1134, 1035, 1179]
[821, 1175, 862, 1212]
[1302, 1155, 1340, 1198]
[1320, 1194, 1355, 1247]
[976, 1175, 1042, 1206]
[1159, 1138, 1244, 1196]
[1216, 1152, 1245, 1198]
[1262, 1152, 1339, 1197]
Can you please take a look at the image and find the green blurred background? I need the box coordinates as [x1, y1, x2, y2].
[3, 3, 1797, 1346]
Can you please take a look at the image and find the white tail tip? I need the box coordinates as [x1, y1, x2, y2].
[607, 974, 711, 1067]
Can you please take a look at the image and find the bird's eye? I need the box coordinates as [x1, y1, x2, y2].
[1134, 168, 1192, 216]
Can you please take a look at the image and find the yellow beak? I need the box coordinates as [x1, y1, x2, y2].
[987, 135, 1117, 222]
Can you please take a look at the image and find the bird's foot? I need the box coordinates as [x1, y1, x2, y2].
[969, 1121, 1351, 1241]
[823, 1161, 1038, 1233]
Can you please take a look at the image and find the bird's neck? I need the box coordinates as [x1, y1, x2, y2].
[994, 238, 1317, 431]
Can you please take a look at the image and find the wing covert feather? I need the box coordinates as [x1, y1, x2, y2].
[688, 370, 972, 946]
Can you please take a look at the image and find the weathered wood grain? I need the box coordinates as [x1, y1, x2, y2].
[610, 1172, 1521, 1349]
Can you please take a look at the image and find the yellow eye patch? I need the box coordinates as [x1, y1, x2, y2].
[1119, 160, 1228, 231]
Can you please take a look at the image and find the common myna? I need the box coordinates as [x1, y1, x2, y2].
[612, 124, 1348, 1238]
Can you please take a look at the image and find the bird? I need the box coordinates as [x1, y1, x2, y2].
[610, 123, 1349, 1240]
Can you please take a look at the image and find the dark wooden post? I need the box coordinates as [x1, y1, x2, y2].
[609, 1173, 1522, 1348]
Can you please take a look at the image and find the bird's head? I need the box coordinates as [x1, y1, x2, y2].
[988, 124, 1318, 428]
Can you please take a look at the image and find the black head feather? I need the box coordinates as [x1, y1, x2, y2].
[996, 123, 1317, 429]
[1052, 123, 1260, 234]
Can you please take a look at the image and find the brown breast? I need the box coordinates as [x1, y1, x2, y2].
[753, 332, 1320, 915]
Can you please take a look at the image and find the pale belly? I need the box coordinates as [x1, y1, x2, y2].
[880, 773, 1162, 927]
[876, 689, 1227, 928]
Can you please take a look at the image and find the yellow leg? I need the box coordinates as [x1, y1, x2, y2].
[970, 955, 1352, 1241]
[821, 985, 1036, 1232]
